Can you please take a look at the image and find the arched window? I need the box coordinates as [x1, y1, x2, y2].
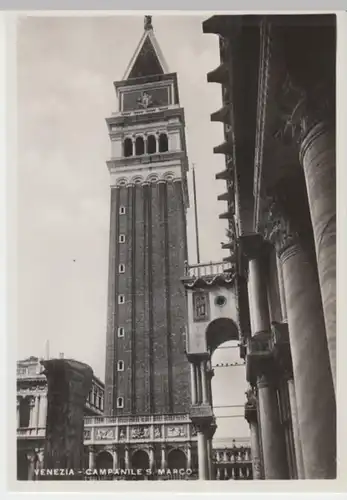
[117, 397, 124, 408]
[159, 133, 168, 152]
[123, 138, 133, 157]
[119, 206, 126, 215]
[147, 134, 156, 154]
[119, 264, 125, 274]
[119, 234, 125, 243]
[19, 398, 30, 428]
[117, 360, 124, 371]
[118, 294, 125, 304]
[135, 136, 145, 156]
[118, 327, 125, 338]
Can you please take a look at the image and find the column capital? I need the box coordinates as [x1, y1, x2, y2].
[264, 174, 314, 258]
[246, 331, 275, 385]
[238, 233, 271, 261]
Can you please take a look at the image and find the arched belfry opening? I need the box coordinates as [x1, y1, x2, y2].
[135, 136, 145, 156]
[124, 138, 133, 157]
[147, 134, 156, 154]
[159, 133, 168, 152]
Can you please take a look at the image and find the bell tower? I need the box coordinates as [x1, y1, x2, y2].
[104, 17, 190, 418]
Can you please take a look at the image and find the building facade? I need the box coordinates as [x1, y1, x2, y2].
[202, 14, 336, 479]
[16, 356, 104, 480]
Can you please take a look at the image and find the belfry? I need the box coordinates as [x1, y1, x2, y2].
[103, 16, 197, 474]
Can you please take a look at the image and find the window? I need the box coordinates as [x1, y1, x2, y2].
[119, 234, 125, 243]
[119, 264, 125, 274]
[159, 133, 168, 152]
[117, 397, 124, 408]
[117, 360, 124, 371]
[118, 294, 125, 304]
[118, 327, 125, 338]
[135, 136, 145, 156]
[124, 138, 133, 158]
[119, 206, 126, 215]
[147, 134, 156, 154]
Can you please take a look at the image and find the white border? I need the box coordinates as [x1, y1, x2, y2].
[2, 7, 347, 499]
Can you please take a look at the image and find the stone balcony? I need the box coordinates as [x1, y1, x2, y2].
[182, 260, 235, 288]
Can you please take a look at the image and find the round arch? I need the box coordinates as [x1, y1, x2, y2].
[95, 450, 113, 470]
[205, 317, 239, 354]
[167, 448, 187, 470]
[131, 449, 150, 477]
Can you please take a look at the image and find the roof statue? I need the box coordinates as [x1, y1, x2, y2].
[144, 15, 153, 31]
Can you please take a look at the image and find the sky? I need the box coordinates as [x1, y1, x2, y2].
[17, 14, 249, 439]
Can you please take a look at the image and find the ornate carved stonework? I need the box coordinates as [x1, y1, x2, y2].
[273, 75, 335, 146]
[119, 427, 126, 440]
[95, 427, 115, 440]
[193, 292, 210, 322]
[153, 426, 161, 438]
[131, 426, 150, 439]
[167, 425, 186, 438]
[263, 174, 314, 258]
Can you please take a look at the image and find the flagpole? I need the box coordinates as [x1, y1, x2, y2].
[192, 163, 201, 264]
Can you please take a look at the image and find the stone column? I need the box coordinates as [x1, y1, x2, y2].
[200, 361, 208, 404]
[287, 378, 305, 479]
[190, 363, 197, 405]
[161, 444, 167, 469]
[149, 446, 155, 471]
[33, 395, 39, 428]
[268, 178, 336, 478]
[206, 438, 213, 480]
[197, 429, 209, 480]
[244, 391, 262, 479]
[186, 444, 192, 470]
[257, 371, 289, 479]
[88, 446, 96, 469]
[28, 397, 36, 428]
[124, 446, 130, 469]
[41, 359, 93, 479]
[300, 119, 336, 390]
[247, 238, 270, 335]
[276, 255, 288, 322]
[112, 446, 118, 469]
[38, 394, 48, 428]
[241, 234, 288, 479]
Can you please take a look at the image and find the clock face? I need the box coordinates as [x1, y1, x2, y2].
[122, 87, 170, 111]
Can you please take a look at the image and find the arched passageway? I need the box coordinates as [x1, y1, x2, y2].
[167, 449, 186, 470]
[205, 317, 239, 355]
[96, 451, 113, 469]
[131, 449, 149, 469]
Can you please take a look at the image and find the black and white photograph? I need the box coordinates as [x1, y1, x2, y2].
[14, 12, 337, 487]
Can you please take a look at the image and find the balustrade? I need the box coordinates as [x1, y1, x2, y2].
[184, 260, 232, 279]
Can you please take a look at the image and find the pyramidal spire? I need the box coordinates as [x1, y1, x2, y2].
[122, 15, 169, 80]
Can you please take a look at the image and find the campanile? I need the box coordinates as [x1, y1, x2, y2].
[104, 16, 191, 417]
